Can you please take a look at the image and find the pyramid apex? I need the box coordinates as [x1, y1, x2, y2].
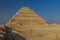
[20, 7, 31, 10]
[21, 6, 30, 8]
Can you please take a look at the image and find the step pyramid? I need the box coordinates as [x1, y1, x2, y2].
[6, 7, 48, 40]
[6, 7, 47, 27]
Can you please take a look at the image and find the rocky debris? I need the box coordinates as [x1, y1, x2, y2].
[0, 25, 26, 40]
[0, 24, 5, 40]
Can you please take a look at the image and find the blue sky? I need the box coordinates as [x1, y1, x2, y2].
[0, 0, 60, 24]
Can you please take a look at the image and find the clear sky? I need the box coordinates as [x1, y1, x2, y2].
[0, 0, 60, 24]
